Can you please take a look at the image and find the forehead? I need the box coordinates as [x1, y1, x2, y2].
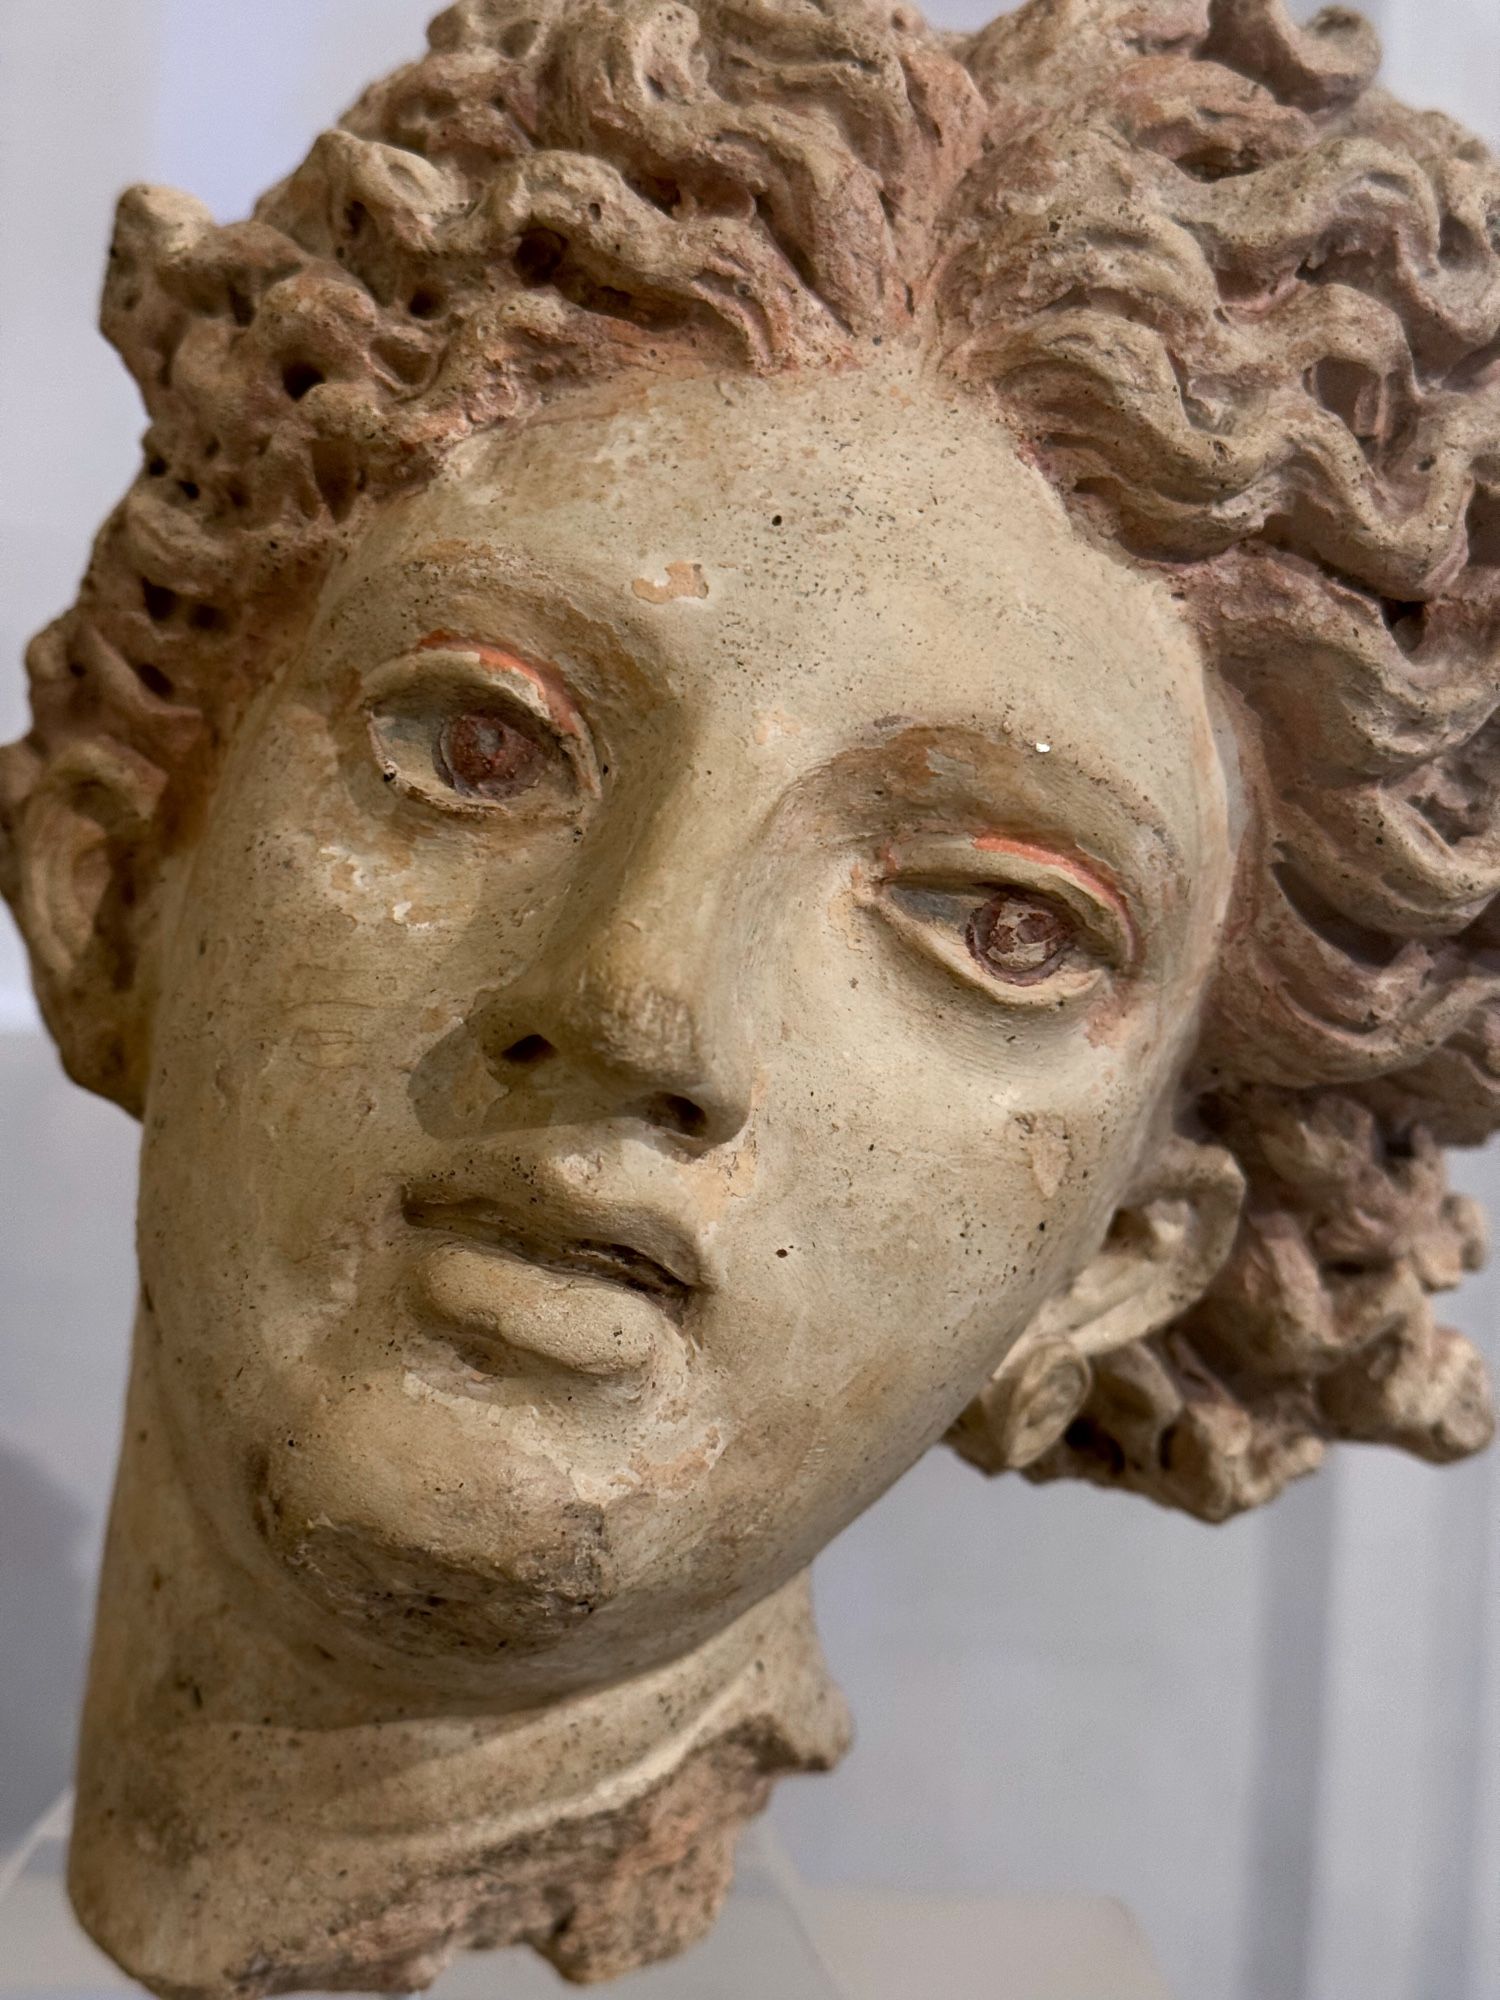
[326, 357, 1225, 857]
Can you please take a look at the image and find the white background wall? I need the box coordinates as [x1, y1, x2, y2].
[1, 7, 1497, 1998]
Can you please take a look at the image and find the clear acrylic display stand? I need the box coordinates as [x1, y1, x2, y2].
[1, 1793, 1177, 1999]
[0, 1794, 845, 2000]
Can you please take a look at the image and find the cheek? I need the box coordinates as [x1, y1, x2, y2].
[185, 702, 577, 1010]
[163, 740, 567, 1091]
[743, 954, 1155, 1428]
[776, 1079, 1113, 1336]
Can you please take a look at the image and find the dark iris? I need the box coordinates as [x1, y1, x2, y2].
[434, 711, 546, 799]
[966, 890, 1074, 982]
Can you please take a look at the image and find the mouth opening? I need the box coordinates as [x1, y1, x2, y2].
[402, 1196, 694, 1321]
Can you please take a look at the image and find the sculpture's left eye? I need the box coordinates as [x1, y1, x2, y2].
[966, 889, 1075, 984]
[435, 711, 548, 800]
[875, 864, 1129, 1011]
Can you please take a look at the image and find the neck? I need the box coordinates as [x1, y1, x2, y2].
[69, 1310, 849, 1998]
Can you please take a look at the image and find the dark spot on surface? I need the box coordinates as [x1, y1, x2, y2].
[501, 1033, 553, 1066]
[643, 1093, 708, 1140]
[134, 662, 175, 700]
[1063, 1415, 1126, 1476]
[282, 360, 325, 402]
[1379, 596, 1426, 654]
[514, 228, 566, 286]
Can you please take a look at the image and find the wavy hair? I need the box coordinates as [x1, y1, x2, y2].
[2, 0, 1496, 1520]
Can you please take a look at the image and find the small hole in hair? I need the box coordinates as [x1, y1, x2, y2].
[227, 285, 255, 328]
[177, 479, 200, 501]
[513, 228, 567, 286]
[190, 603, 226, 633]
[1467, 487, 1500, 567]
[67, 659, 87, 680]
[345, 200, 369, 238]
[1379, 596, 1426, 655]
[407, 286, 444, 320]
[1439, 213, 1472, 264]
[142, 580, 178, 622]
[134, 662, 175, 701]
[1308, 357, 1381, 439]
[309, 437, 366, 523]
[636, 175, 681, 216]
[146, 456, 168, 478]
[282, 360, 325, 402]
[1062, 1416, 1126, 1477]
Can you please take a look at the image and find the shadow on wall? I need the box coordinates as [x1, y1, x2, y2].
[0, 1443, 90, 1848]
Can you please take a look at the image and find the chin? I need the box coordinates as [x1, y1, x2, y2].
[226, 1412, 720, 1695]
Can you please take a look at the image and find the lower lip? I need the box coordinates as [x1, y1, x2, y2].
[412, 1240, 667, 1379]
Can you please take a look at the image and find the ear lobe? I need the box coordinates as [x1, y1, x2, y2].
[949, 1135, 1245, 1474]
[16, 737, 164, 1111]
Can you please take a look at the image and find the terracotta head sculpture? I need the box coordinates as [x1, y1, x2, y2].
[3, 0, 1497, 1991]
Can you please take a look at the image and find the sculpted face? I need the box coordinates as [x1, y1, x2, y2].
[140, 359, 1233, 1699]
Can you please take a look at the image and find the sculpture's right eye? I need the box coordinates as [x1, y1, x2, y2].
[363, 644, 599, 818]
[433, 709, 550, 801]
[368, 693, 577, 815]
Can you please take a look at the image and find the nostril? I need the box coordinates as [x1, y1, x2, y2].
[645, 1092, 710, 1140]
[501, 1033, 555, 1067]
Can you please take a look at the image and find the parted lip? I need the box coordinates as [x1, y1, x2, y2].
[400, 1186, 703, 1317]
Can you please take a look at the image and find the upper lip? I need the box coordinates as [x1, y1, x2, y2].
[401, 1184, 705, 1317]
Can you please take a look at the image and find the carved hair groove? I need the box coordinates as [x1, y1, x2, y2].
[3, 0, 1496, 1520]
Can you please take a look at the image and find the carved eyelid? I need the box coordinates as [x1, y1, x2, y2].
[413, 630, 590, 745]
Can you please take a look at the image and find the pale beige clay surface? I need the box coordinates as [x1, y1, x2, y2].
[1, 0, 1497, 1993]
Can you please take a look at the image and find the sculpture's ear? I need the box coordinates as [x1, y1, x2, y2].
[949, 1135, 1245, 1474]
[13, 738, 165, 1114]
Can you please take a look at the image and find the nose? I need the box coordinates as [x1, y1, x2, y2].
[476, 815, 757, 1149]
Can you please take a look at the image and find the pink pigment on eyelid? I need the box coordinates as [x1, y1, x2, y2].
[415, 629, 584, 737]
[969, 832, 1136, 947]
